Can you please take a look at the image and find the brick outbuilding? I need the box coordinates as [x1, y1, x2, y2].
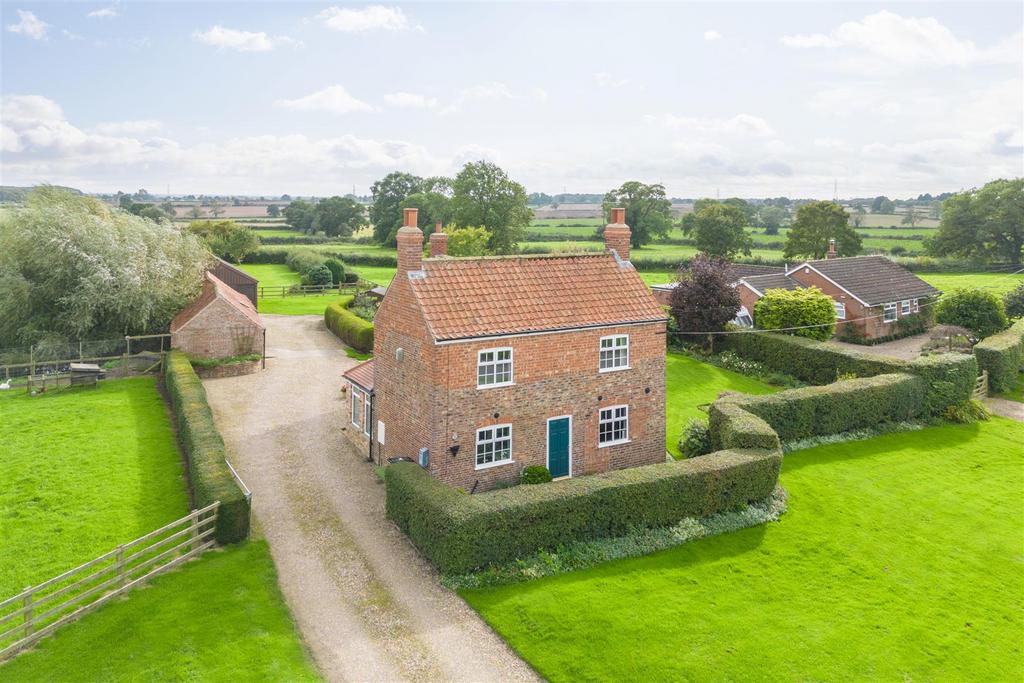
[366, 207, 668, 492]
[171, 272, 265, 359]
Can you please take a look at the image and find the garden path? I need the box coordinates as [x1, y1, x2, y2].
[983, 397, 1024, 421]
[203, 314, 537, 683]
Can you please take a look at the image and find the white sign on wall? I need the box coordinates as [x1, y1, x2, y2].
[377, 420, 385, 445]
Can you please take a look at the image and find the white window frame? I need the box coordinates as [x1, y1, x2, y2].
[475, 424, 513, 469]
[363, 394, 371, 436]
[834, 301, 846, 320]
[912, 298, 920, 313]
[477, 347, 514, 388]
[350, 384, 362, 428]
[599, 335, 630, 372]
[883, 303, 898, 323]
[598, 405, 629, 447]
[901, 300, 911, 315]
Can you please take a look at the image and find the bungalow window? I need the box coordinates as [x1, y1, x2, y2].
[477, 348, 513, 388]
[363, 394, 371, 436]
[350, 385, 362, 428]
[912, 298, 920, 312]
[834, 301, 846, 320]
[598, 405, 629, 446]
[599, 335, 629, 371]
[475, 424, 512, 468]
[883, 303, 898, 323]
[901, 300, 911, 315]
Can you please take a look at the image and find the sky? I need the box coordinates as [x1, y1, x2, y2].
[2, 1, 1022, 198]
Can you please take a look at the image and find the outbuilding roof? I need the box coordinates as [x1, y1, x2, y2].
[407, 253, 666, 342]
[788, 255, 941, 306]
[170, 271, 263, 332]
[342, 358, 375, 393]
[739, 273, 801, 294]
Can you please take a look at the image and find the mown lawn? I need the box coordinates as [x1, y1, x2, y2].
[919, 271, 1024, 296]
[237, 263, 300, 287]
[0, 541, 320, 682]
[462, 419, 1024, 681]
[259, 294, 352, 315]
[0, 378, 189, 596]
[664, 353, 776, 457]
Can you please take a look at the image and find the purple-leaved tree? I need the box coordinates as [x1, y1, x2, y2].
[669, 254, 741, 350]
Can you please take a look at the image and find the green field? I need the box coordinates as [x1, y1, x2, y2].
[462, 418, 1024, 681]
[1, 378, 190, 596]
[664, 353, 776, 456]
[253, 228, 302, 238]
[0, 541, 320, 682]
[238, 263, 301, 287]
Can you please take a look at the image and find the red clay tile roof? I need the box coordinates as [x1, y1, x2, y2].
[407, 253, 666, 341]
[171, 272, 263, 332]
[342, 358, 375, 392]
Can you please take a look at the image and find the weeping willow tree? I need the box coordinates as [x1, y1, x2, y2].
[0, 187, 212, 348]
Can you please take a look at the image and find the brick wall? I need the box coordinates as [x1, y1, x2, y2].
[171, 299, 264, 359]
[419, 322, 667, 491]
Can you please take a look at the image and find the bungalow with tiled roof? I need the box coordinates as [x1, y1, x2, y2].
[733, 242, 941, 340]
[352, 207, 667, 492]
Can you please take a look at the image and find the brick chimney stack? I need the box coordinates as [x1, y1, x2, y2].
[604, 207, 631, 261]
[826, 238, 838, 260]
[397, 208, 423, 273]
[429, 221, 448, 257]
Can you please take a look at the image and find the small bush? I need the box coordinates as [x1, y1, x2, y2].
[679, 419, 713, 458]
[165, 351, 250, 544]
[521, 466, 553, 485]
[303, 264, 333, 286]
[943, 400, 990, 424]
[754, 286, 837, 341]
[1005, 283, 1024, 320]
[936, 288, 1009, 339]
[284, 248, 326, 276]
[973, 318, 1024, 392]
[323, 258, 345, 285]
[324, 296, 374, 352]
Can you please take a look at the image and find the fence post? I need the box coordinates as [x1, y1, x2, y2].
[22, 588, 33, 639]
[191, 512, 201, 554]
[29, 345, 34, 377]
[116, 546, 126, 588]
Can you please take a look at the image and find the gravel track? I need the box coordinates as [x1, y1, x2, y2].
[203, 314, 538, 683]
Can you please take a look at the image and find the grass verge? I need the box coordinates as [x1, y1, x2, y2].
[461, 418, 1024, 681]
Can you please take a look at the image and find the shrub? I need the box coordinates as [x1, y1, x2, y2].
[718, 330, 976, 414]
[973, 318, 1024, 392]
[679, 419, 713, 458]
[714, 374, 925, 443]
[324, 296, 374, 352]
[1004, 283, 1024, 320]
[754, 287, 836, 341]
[385, 449, 782, 574]
[447, 226, 492, 257]
[943, 400, 990, 424]
[303, 264, 333, 287]
[284, 248, 326, 277]
[521, 466, 553, 485]
[323, 258, 345, 285]
[935, 288, 1009, 339]
[165, 351, 250, 544]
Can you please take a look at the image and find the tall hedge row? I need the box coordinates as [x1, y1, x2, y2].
[386, 449, 782, 574]
[165, 351, 250, 544]
[714, 373, 924, 444]
[718, 330, 976, 413]
[324, 296, 374, 352]
[973, 319, 1024, 393]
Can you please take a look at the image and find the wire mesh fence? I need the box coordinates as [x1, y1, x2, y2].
[0, 334, 172, 387]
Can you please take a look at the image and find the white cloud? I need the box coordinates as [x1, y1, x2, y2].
[594, 72, 629, 88]
[88, 7, 118, 19]
[274, 85, 374, 114]
[704, 30, 722, 42]
[781, 11, 1022, 69]
[6, 10, 49, 40]
[383, 92, 438, 109]
[318, 5, 417, 32]
[193, 25, 293, 52]
[62, 29, 84, 41]
[648, 113, 776, 138]
[440, 82, 547, 114]
[93, 120, 163, 135]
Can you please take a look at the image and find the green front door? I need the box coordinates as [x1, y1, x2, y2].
[547, 417, 571, 478]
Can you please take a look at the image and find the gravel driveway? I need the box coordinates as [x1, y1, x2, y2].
[203, 314, 537, 683]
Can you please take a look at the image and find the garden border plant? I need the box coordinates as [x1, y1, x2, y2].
[165, 351, 250, 544]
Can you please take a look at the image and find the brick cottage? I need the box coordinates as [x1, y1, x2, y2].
[344, 208, 668, 492]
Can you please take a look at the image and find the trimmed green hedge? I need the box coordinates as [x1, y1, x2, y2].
[386, 449, 782, 574]
[324, 296, 374, 352]
[165, 351, 250, 544]
[708, 403, 780, 451]
[718, 331, 976, 413]
[974, 318, 1024, 393]
[714, 374, 924, 443]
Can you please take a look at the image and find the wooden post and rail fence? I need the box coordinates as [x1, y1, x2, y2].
[257, 282, 364, 299]
[0, 502, 220, 661]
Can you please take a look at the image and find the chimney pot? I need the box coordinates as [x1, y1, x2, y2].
[826, 238, 837, 259]
[403, 207, 418, 228]
[604, 207, 631, 261]
[611, 207, 626, 225]
[429, 222, 448, 257]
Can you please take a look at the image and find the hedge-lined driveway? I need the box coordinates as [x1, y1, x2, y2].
[203, 314, 537, 682]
